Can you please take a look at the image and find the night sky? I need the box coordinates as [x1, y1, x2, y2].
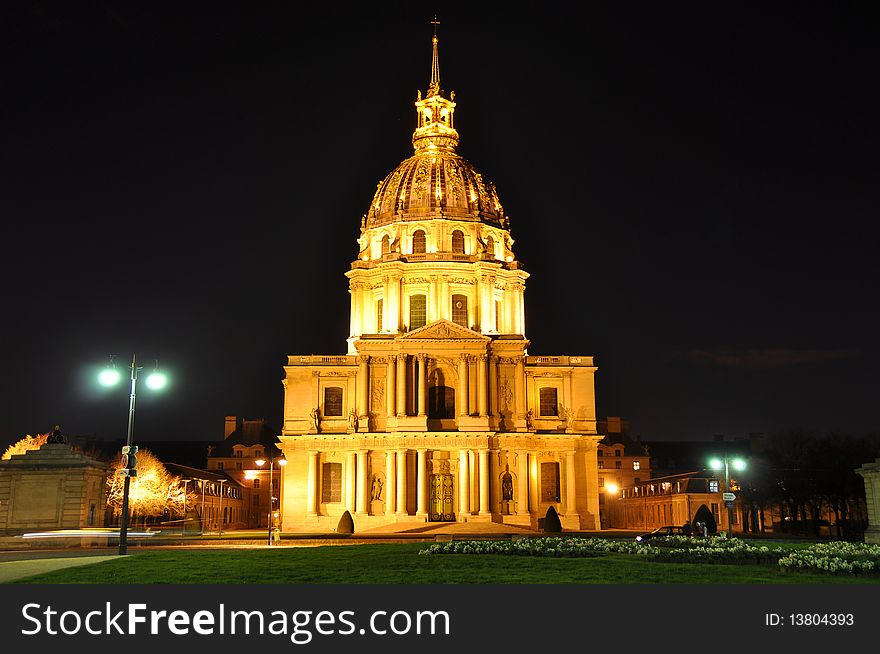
[1, 3, 877, 453]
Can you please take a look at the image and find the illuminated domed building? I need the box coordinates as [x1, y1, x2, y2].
[278, 27, 602, 531]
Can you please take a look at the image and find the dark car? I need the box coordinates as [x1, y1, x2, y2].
[634, 525, 691, 542]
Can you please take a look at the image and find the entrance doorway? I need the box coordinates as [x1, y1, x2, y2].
[429, 474, 455, 521]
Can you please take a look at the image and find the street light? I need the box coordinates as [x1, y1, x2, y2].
[255, 454, 287, 545]
[709, 455, 747, 537]
[180, 478, 192, 535]
[217, 479, 228, 538]
[99, 354, 168, 555]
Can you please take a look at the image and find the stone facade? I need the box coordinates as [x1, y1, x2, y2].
[278, 30, 602, 532]
[0, 444, 108, 535]
[855, 457, 880, 544]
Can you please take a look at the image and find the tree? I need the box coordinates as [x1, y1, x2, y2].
[2, 432, 49, 460]
[106, 448, 186, 524]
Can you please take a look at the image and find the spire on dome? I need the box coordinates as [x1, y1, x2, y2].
[428, 16, 441, 97]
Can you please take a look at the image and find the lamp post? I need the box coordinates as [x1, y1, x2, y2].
[217, 479, 228, 538]
[99, 354, 167, 555]
[709, 455, 746, 536]
[181, 478, 192, 535]
[255, 454, 287, 545]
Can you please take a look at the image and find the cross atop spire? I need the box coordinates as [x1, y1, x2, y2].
[428, 16, 441, 96]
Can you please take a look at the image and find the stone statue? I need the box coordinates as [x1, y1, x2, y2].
[348, 408, 358, 431]
[501, 472, 513, 501]
[526, 410, 533, 429]
[47, 424, 66, 444]
[310, 407, 320, 431]
[371, 475, 383, 501]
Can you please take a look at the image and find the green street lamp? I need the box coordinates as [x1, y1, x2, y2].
[708, 455, 746, 536]
[99, 354, 168, 555]
[255, 455, 287, 546]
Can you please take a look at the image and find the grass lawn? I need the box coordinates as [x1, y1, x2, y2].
[11, 541, 880, 584]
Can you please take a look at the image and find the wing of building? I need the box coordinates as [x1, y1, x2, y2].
[278, 28, 602, 531]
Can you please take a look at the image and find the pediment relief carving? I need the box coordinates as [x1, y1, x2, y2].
[398, 319, 489, 342]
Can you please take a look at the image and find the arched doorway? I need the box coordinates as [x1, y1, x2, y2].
[693, 504, 717, 534]
[427, 367, 456, 430]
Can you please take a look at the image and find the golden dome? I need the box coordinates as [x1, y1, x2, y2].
[364, 28, 508, 231]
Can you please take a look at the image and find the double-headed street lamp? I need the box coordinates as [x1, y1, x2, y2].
[99, 354, 168, 555]
[709, 455, 746, 536]
[255, 455, 286, 545]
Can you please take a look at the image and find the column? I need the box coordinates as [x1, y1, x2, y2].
[385, 451, 396, 515]
[307, 451, 318, 516]
[458, 449, 470, 518]
[386, 356, 396, 418]
[349, 285, 357, 337]
[478, 449, 490, 515]
[514, 356, 526, 424]
[488, 355, 498, 418]
[517, 450, 529, 515]
[439, 275, 449, 321]
[565, 451, 577, 515]
[417, 353, 427, 416]
[458, 354, 469, 416]
[356, 449, 369, 514]
[382, 275, 391, 332]
[346, 451, 356, 513]
[528, 452, 539, 512]
[477, 354, 488, 417]
[357, 355, 369, 421]
[416, 449, 428, 517]
[396, 354, 407, 417]
[428, 275, 438, 322]
[478, 276, 491, 331]
[396, 450, 407, 515]
[389, 274, 401, 333]
[468, 450, 477, 511]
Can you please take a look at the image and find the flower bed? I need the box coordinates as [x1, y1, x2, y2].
[778, 542, 880, 575]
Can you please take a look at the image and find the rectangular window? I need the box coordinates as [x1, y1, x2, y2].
[709, 480, 719, 493]
[253, 479, 260, 489]
[539, 387, 558, 417]
[598, 461, 604, 469]
[599, 477, 605, 487]
[540, 462, 560, 502]
[217, 461, 224, 470]
[273, 478, 279, 490]
[633, 461, 640, 470]
[409, 294, 427, 330]
[451, 294, 468, 327]
[597, 450, 604, 457]
[324, 387, 344, 417]
[322, 462, 343, 503]
[615, 461, 622, 469]
[253, 496, 260, 506]
[377, 299, 383, 332]
[236, 462, 242, 470]
[615, 450, 621, 457]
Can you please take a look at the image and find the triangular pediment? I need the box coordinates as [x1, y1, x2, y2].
[398, 319, 490, 341]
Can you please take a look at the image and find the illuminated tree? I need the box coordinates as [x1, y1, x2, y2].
[1, 432, 49, 460]
[106, 448, 184, 523]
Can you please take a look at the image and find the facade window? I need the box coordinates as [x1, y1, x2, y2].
[597, 450, 604, 457]
[615, 450, 621, 457]
[324, 386, 344, 417]
[598, 461, 604, 469]
[599, 477, 605, 488]
[236, 462, 242, 470]
[451, 295, 468, 327]
[539, 387, 559, 417]
[633, 461, 640, 470]
[254, 450, 262, 457]
[412, 230, 426, 254]
[451, 230, 465, 253]
[634, 477, 641, 484]
[409, 294, 427, 330]
[381, 235, 390, 255]
[377, 299, 383, 332]
[253, 496, 260, 506]
[322, 462, 343, 503]
[253, 479, 261, 489]
[615, 461, 622, 469]
[217, 461, 224, 470]
[486, 235, 495, 258]
[273, 478, 279, 490]
[234, 451, 243, 457]
[709, 480, 719, 493]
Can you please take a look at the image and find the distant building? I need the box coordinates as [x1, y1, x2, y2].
[596, 417, 651, 526]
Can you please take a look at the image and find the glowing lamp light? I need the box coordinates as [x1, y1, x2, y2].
[709, 458, 723, 471]
[255, 459, 266, 467]
[98, 368, 121, 386]
[606, 482, 619, 495]
[732, 458, 747, 471]
[505, 255, 513, 262]
[145, 370, 167, 390]
[278, 458, 288, 467]
[244, 471, 256, 480]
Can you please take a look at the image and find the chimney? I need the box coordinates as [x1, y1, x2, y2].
[224, 415, 238, 439]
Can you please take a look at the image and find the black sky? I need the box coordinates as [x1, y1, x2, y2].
[1, 2, 877, 452]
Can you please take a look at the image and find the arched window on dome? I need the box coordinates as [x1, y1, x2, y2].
[412, 230, 426, 254]
[451, 295, 468, 328]
[451, 230, 465, 254]
[381, 235, 390, 256]
[486, 235, 495, 259]
[409, 294, 427, 330]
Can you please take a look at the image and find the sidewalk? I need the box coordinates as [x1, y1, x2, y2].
[0, 553, 120, 583]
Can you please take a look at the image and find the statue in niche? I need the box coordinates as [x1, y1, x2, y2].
[526, 409, 533, 429]
[348, 408, 358, 431]
[371, 475, 383, 501]
[501, 471, 514, 501]
[310, 407, 320, 431]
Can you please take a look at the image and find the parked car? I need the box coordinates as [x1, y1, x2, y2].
[634, 525, 691, 542]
